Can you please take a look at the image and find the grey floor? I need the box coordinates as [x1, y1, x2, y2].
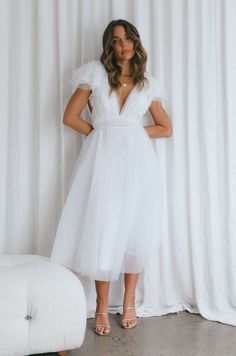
[70, 311, 236, 356]
[32, 311, 236, 356]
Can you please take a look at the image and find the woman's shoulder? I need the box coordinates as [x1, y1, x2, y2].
[72, 59, 98, 72]
[76, 60, 105, 82]
[145, 71, 161, 87]
[77, 59, 104, 73]
[144, 70, 164, 102]
[69, 60, 105, 93]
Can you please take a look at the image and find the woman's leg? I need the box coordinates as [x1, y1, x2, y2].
[94, 280, 110, 334]
[122, 273, 139, 327]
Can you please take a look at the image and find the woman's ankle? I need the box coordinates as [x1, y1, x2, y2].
[96, 298, 109, 308]
[123, 294, 135, 307]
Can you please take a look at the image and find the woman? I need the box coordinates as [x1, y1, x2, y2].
[50, 19, 172, 336]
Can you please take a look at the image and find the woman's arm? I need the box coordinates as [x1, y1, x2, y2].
[145, 101, 172, 138]
[63, 88, 94, 136]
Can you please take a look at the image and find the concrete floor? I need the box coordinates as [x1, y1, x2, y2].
[32, 311, 236, 356]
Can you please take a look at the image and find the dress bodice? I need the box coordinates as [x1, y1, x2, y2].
[69, 60, 163, 127]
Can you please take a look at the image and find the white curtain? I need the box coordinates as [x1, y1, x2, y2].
[1, 0, 236, 326]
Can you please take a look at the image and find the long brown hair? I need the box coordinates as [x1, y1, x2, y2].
[100, 19, 149, 95]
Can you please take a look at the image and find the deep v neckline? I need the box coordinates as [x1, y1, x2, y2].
[99, 61, 136, 116]
[115, 85, 136, 115]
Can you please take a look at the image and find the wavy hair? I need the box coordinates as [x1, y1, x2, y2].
[100, 19, 149, 95]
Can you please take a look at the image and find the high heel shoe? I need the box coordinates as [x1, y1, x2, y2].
[120, 306, 138, 329]
[94, 311, 111, 336]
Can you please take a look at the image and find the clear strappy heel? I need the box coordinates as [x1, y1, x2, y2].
[94, 311, 111, 336]
[120, 306, 138, 329]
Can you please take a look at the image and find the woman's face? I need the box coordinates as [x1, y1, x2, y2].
[111, 25, 135, 61]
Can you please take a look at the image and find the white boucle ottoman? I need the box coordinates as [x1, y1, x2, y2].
[0, 255, 87, 356]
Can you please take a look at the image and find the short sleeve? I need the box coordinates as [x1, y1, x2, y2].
[68, 60, 97, 94]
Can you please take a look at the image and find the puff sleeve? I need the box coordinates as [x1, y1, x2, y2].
[149, 76, 164, 104]
[147, 74, 167, 108]
[68, 60, 97, 94]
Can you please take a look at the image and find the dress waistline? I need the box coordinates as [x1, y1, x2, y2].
[92, 117, 142, 129]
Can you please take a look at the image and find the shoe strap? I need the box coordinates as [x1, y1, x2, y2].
[123, 306, 136, 310]
[122, 317, 137, 321]
[95, 312, 108, 315]
[95, 323, 111, 327]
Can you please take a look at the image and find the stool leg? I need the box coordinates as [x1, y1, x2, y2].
[58, 351, 68, 356]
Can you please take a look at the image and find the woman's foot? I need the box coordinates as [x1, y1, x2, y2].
[121, 305, 138, 329]
[94, 304, 111, 335]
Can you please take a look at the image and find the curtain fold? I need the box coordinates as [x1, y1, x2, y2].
[0, 0, 235, 326]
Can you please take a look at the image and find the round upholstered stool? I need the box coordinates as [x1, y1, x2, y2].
[0, 255, 87, 356]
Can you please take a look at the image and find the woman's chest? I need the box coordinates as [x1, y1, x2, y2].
[90, 84, 151, 118]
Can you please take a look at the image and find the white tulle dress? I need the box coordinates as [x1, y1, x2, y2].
[50, 60, 165, 281]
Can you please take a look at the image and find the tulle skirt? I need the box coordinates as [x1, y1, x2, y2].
[50, 118, 165, 281]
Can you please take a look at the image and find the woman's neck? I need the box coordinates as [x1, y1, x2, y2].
[116, 59, 132, 76]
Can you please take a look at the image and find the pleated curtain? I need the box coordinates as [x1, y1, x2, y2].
[0, 0, 236, 325]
